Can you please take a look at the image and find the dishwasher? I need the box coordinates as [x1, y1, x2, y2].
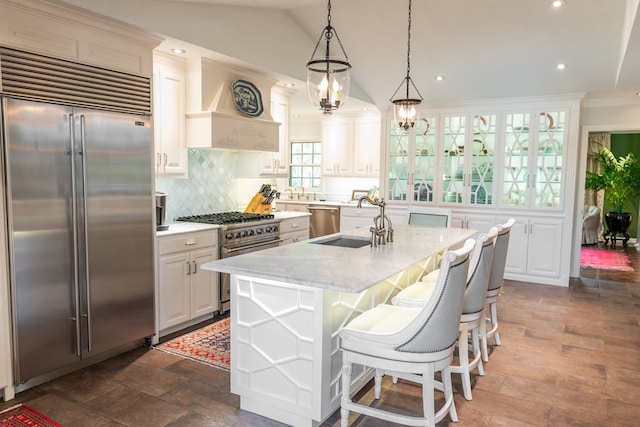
[308, 205, 340, 238]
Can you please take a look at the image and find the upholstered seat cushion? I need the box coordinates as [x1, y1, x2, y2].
[340, 303, 453, 362]
[391, 282, 436, 307]
[421, 269, 439, 282]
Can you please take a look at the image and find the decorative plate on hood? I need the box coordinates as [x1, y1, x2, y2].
[231, 80, 263, 117]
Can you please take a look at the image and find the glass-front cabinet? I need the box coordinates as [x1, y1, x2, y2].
[387, 109, 566, 211]
[383, 96, 580, 287]
[388, 116, 437, 202]
[503, 110, 566, 209]
[440, 114, 497, 207]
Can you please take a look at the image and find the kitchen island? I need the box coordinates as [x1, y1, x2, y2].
[202, 225, 475, 426]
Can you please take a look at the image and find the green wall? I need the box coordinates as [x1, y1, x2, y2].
[605, 133, 640, 238]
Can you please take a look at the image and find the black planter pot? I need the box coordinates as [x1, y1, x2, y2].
[603, 211, 633, 247]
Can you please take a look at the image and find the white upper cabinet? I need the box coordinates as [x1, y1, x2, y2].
[353, 116, 381, 176]
[153, 53, 187, 177]
[260, 88, 292, 176]
[0, 0, 159, 77]
[322, 118, 354, 175]
[322, 114, 381, 177]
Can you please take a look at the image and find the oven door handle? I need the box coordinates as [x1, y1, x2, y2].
[222, 239, 283, 255]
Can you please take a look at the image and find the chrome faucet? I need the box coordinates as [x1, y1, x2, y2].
[357, 196, 394, 246]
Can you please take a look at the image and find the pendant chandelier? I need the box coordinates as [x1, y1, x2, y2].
[390, 0, 423, 131]
[306, 0, 351, 115]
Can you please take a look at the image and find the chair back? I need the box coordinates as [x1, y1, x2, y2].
[487, 218, 515, 293]
[406, 206, 452, 227]
[396, 239, 475, 354]
[462, 227, 498, 315]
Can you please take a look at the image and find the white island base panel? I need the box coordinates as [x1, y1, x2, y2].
[229, 256, 437, 427]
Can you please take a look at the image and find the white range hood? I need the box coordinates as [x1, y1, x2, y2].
[186, 57, 280, 152]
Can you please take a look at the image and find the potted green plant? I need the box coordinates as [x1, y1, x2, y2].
[585, 145, 640, 246]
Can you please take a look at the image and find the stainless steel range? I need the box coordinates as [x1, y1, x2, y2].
[176, 212, 281, 313]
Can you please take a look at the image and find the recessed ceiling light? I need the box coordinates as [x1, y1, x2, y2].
[284, 82, 295, 88]
[170, 48, 186, 55]
[551, 0, 565, 8]
[435, 75, 445, 81]
[635, 92, 640, 96]
[556, 63, 567, 70]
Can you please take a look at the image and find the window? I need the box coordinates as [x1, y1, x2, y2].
[289, 141, 321, 188]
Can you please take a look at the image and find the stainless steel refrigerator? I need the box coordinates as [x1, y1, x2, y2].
[1, 96, 155, 386]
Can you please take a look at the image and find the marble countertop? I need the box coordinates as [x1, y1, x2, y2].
[156, 222, 219, 237]
[272, 211, 311, 219]
[276, 199, 380, 208]
[201, 225, 476, 293]
[157, 212, 309, 237]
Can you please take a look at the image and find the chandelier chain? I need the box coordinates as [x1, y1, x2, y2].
[406, 0, 412, 80]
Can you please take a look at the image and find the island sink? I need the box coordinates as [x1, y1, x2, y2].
[312, 236, 371, 248]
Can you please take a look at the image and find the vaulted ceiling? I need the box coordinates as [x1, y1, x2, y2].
[59, 0, 640, 116]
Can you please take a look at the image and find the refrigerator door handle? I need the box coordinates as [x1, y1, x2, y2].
[69, 113, 82, 358]
[79, 115, 93, 353]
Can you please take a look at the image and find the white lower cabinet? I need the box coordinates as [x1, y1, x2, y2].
[157, 230, 219, 336]
[503, 217, 563, 282]
[451, 213, 498, 233]
[276, 202, 309, 213]
[340, 205, 408, 232]
[340, 206, 377, 232]
[279, 215, 310, 245]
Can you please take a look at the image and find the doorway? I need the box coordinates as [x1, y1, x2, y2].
[573, 126, 640, 279]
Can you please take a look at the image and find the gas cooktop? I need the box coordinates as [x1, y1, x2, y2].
[176, 211, 275, 225]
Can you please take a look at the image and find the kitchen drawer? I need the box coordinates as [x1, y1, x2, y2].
[280, 217, 310, 234]
[280, 230, 309, 245]
[158, 231, 218, 255]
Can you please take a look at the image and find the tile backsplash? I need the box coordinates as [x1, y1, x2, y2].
[156, 149, 238, 221]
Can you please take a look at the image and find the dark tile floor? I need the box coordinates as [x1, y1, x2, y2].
[2, 244, 639, 426]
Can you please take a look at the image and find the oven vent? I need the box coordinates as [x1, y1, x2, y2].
[0, 46, 150, 115]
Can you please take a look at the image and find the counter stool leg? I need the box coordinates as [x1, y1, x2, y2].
[490, 302, 501, 345]
[421, 364, 436, 426]
[374, 368, 383, 399]
[340, 359, 352, 427]
[441, 365, 458, 423]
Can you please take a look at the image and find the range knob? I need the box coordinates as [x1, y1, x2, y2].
[256, 228, 264, 234]
[225, 232, 234, 240]
[248, 229, 255, 236]
[265, 226, 272, 232]
[241, 230, 248, 237]
[273, 224, 279, 232]
[235, 232, 242, 239]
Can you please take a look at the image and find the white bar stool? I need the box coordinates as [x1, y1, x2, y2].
[339, 239, 475, 427]
[480, 218, 515, 362]
[392, 228, 498, 400]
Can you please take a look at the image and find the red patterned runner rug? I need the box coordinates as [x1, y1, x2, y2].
[155, 317, 230, 371]
[0, 404, 62, 427]
[580, 248, 634, 271]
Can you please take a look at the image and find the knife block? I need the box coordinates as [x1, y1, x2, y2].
[244, 192, 273, 214]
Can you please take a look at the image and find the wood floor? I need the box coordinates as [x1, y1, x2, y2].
[1, 244, 639, 426]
